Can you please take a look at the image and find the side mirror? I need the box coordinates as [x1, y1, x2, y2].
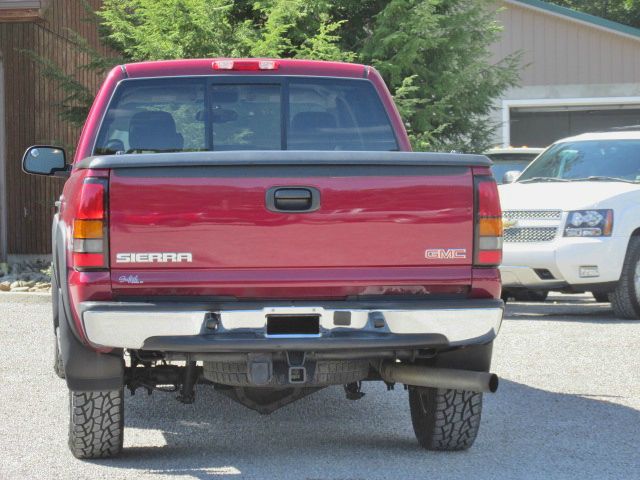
[22, 146, 67, 176]
[502, 170, 521, 184]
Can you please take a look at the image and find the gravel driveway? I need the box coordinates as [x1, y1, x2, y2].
[0, 293, 638, 480]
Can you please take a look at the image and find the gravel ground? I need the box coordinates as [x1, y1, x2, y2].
[0, 293, 638, 480]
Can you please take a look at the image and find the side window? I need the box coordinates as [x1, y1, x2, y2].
[210, 84, 281, 150]
[95, 79, 206, 154]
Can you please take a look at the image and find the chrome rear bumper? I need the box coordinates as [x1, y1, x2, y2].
[80, 300, 504, 350]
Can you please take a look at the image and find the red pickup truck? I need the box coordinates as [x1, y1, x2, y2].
[23, 58, 503, 459]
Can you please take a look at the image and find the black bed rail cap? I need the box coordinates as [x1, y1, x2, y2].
[75, 150, 492, 170]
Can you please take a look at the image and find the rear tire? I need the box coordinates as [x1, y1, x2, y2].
[68, 389, 124, 459]
[610, 237, 640, 319]
[409, 387, 483, 451]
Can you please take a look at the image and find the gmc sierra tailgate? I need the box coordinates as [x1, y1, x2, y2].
[86, 151, 487, 298]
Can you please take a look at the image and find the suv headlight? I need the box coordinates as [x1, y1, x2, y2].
[564, 210, 613, 237]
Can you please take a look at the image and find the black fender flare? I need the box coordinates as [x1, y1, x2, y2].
[53, 220, 124, 392]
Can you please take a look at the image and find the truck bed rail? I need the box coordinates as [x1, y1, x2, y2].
[75, 150, 492, 170]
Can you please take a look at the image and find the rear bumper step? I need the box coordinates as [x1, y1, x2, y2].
[140, 332, 450, 353]
[79, 300, 503, 351]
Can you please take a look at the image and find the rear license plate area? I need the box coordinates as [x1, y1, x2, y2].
[266, 315, 320, 336]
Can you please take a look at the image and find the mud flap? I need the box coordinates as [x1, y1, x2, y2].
[58, 299, 124, 391]
[55, 221, 124, 392]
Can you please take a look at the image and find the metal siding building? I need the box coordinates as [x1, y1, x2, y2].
[491, 0, 640, 148]
[0, 0, 108, 260]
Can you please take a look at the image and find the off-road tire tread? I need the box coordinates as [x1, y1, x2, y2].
[68, 390, 123, 459]
[610, 237, 640, 320]
[409, 387, 482, 451]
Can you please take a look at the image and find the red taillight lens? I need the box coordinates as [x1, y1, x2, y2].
[72, 178, 108, 271]
[76, 183, 104, 219]
[212, 60, 279, 71]
[474, 177, 502, 266]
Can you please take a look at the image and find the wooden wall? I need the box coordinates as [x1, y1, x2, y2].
[0, 0, 110, 255]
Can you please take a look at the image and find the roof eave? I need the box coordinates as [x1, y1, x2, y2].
[0, 8, 42, 22]
[505, 0, 640, 43]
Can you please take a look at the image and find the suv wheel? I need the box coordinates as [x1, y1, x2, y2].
[610, 237, 640, 319]
[409, 387, 483, 451]
[68, 389, 124, 459]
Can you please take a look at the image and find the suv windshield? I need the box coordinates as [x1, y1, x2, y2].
[94, 77, 398, 154]
[518, 140, 640, 183]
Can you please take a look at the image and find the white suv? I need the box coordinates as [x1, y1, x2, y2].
[499, 131, 640, 319]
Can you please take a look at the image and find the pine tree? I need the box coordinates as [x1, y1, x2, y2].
[29, 0, 521, 152]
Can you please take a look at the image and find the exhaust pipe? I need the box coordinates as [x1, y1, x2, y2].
[379, 361, 499, 393]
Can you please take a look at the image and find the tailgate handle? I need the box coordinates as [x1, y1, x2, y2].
[267, 187, 320, 213]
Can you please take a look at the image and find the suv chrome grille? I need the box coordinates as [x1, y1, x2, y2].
[503, 210, 562, 220]
[503, 210, 562, 243]
[503, 227, 558, 243]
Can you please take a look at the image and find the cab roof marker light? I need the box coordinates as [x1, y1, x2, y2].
[212, 60, 234, 70]
[212, 60, 279, 71]
[258, 60, 279, 70]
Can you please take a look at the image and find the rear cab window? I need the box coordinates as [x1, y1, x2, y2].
[94, 77, 398, 155]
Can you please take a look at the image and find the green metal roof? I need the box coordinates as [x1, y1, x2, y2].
[513, 0, 640, 39]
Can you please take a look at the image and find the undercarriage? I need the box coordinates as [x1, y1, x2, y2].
[125, 345, 497, 414]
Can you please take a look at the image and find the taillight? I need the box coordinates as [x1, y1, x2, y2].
[474, 176, 502, 266]
[212, 59, 279, 71]
[72, 178, 108, 270]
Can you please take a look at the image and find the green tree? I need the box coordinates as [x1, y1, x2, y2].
[548, 0, 640, 29]
[98, 0, 242, 59]
[32, 0, 521, 152]
[360, 0, 521, 151]
[98, 0, 353, 61]
[22, 4, 125, 127]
